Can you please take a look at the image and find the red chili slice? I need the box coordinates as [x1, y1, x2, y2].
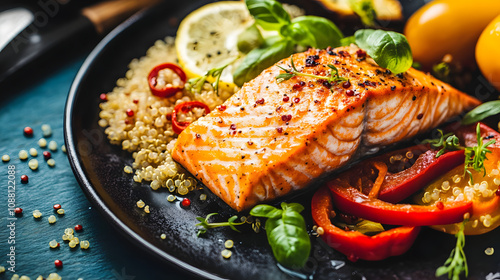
[172, 101, 210, 134]
[148, 63, 187, 97]
[311, 187, 420, 262]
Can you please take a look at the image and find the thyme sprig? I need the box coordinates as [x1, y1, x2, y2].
[195, 213, 245, 236]
[188, 62, 232, 96]
[435, 220, 468, 280]
[276, 57, 347, 85]
[422, 129, 461, 157]
[464, 124, 495, 181]
[422, 123, 495, 183]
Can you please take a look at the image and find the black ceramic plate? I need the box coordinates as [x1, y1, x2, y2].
[65, 1, 500, 279]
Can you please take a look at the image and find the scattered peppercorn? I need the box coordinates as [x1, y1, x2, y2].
[283, 96, 289, 102]
[21, 175, 28, 184]
[181, 198, 191, 207]
[276, 127, 283, 133]
[256, 98, 265, 105]
[230, 124, 236, 130]
[126, 109, 134, 117]
[305, 55, 319, 67]
[342, 80, 351, 89]
[74, 224, 83, 231]
[218, 105, 226, 111]
[436, 201, 444, 210]
[53, 204, 61, 210]
[293, 97, 300, 103]
[14, 207, 23, 215]
[24, 127, 33, 137]
[99, 93, 107, 101]
[281, 115, 292, 122]
[346, 90, 355, 96]
[43, 151, 52, 160]
[417, 113, 424, 120]
[54, 260, 63, 268]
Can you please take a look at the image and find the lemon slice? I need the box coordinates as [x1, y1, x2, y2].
[175, 1, 254, 87]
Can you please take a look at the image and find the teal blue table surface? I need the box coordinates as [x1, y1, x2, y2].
[0, 57, 188, 280]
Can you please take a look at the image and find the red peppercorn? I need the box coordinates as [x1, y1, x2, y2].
[342, 81, 351, 89]
[54, 259, 63, 268]
[74, 224, 83, 231]
[496, 187, 500, 196]
[276, 127, 283, 133]
[53, 204, 61, 210]
[133, 99, 139, 104]
[283, 96, 290, 102]
[436, 201, 444, 210]
[281, 115, 292, 122]
[218, 105, 227, 111]
[99, 93, 107, 101]
[24, 127, 33, 137]
[14, 207, 23, 214]
[417, 113, 424, 120]
[230, 124, 236, 130]
[21, 175, 29, 184]
[293, 97, 300, 103]
[346, 90, 355, 96]
[181, 198, 191, 207]
[126, 109, 134, 117]
[43, 151, 52, 160]
[256, 98, 265, 105]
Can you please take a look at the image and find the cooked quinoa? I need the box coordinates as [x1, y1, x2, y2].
[98, 37, 237, 193]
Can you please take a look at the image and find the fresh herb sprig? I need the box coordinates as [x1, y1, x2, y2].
[423, 123, 495, 183]
[276, 57, 347, 85]
[464, 124, 495, 181]
[188, 62, 232, 96]
[195, 213, 245, 236]
[422, 129, 461, 157]
[435, 220, 468, 280]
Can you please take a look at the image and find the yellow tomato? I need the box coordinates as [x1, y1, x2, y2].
[416, 148, 500, 235]
[404, 0, 500, 70]
[476, 14, 500, 91]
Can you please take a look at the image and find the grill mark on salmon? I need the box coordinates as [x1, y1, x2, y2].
[172, 46, 480, 211]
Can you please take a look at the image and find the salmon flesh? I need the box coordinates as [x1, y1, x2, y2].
[172, 46, 480, 211]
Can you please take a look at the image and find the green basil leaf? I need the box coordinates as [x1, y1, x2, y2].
[237, 24, 265, 54]
[265, 207, 311, 268]
[281, 202, 304, 213]
[462, 100, 500, 125]
[340, 35, 356, 46]
[233, 37, 294, 86]
[250, 204, 283, 219]
[280, 16, 343, 49]
[354, 29, 413, 74]
[245, 0, 290, 31]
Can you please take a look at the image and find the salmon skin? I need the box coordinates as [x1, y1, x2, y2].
[172, 46, 480, 211]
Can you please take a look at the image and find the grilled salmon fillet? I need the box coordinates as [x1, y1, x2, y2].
[172, 45, 480, 211]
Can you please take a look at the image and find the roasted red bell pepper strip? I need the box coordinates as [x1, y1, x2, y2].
[328, 179, 473, 226]
[172, 101, 210, 134]
[148, 63, 187, 97]
[378, 149, 465, 203]
[311, 187, 420, 262]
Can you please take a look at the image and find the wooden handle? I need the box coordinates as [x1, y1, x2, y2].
[82, 0, 162, 34]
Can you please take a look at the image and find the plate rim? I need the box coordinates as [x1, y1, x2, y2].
[63, 5, 226, 280]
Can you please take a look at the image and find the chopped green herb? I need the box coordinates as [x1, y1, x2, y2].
[195, 213, 245, 236]
[422, 129, 461, 158]
[276, 56, 347, 86]
[435, 220, 468, 280]
[464, 124, 495, 183]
